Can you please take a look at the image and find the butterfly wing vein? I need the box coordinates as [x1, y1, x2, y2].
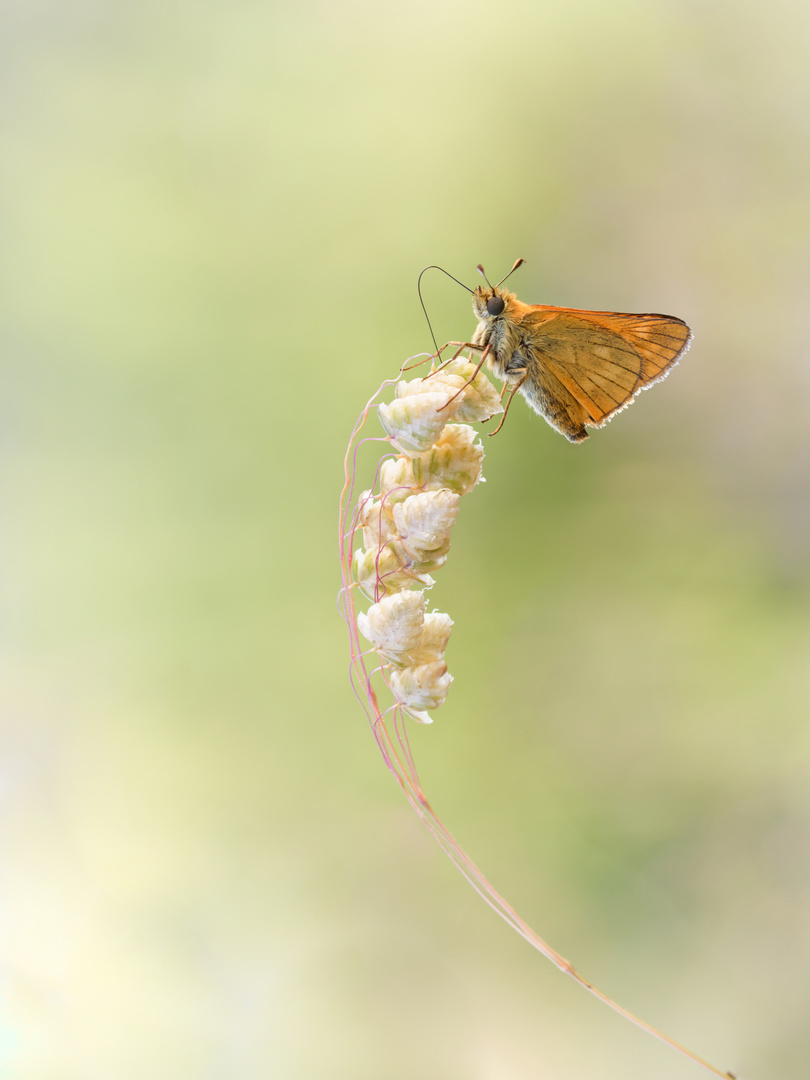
[519, 310, 691, 442]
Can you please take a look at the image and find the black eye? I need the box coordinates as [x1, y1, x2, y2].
[486, 296, 505, 316]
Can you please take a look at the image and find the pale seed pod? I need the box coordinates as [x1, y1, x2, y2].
[412, 424, 485, 494]
[408, 611, 454, 665]
[389, 660, 453, 712]
[392, 489, 460, 558]
[401, 707, 434, 725]
[391, 542, 448, 574]
[378, 456, 417, 505]
[357, 591, 426, 663]
[352, 545, 434, 600]
[396, 371, 467, 402]
[357, 496, 397, 552]
[378, 392, 454, 456]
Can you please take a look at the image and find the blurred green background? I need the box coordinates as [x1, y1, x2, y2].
[2, 1, 809, 1077]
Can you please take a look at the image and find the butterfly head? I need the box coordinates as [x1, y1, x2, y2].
[472, 286, 515, 323]
[472, 259, 525, 323]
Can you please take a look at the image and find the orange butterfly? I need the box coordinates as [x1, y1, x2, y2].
[440, 260, 692, 442]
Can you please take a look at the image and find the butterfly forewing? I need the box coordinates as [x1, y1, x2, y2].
[600, 311, 692, 382]
[520, 307, 691, 435]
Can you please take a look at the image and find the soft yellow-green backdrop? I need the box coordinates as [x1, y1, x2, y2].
[2, 1, 809, 1077]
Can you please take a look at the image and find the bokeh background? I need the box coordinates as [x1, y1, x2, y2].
[2, 1, 810, 1077]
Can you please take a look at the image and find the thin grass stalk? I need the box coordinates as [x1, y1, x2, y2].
[338, 355, 736, 1080]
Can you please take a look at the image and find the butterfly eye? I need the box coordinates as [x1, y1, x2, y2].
[486, 296, 505, 316]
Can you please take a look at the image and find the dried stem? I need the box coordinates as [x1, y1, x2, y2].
[338, 355, 736, 1080]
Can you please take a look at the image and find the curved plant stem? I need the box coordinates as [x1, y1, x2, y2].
[338, 359, 736, 1080]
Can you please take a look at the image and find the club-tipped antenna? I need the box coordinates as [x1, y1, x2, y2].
[495, 258, 525, 288]
[476, 264, 493, 288]
[417, 265, 474, 355]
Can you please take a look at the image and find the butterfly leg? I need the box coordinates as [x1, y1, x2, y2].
[488, 375, 526, 436]
[400, 354, 435, 373]
[434, 340, 486, 361]
[426, 340, 487, 378]
[479, 378, 509, 423]
[436, 345, 491, 411]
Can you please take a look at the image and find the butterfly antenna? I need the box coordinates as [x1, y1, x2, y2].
[476, 264, 493, 288]
[417, 265, 474, 355]
[495, 258, 525, 288]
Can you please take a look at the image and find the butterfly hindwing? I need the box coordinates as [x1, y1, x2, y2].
[518, 356, 590, 443]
